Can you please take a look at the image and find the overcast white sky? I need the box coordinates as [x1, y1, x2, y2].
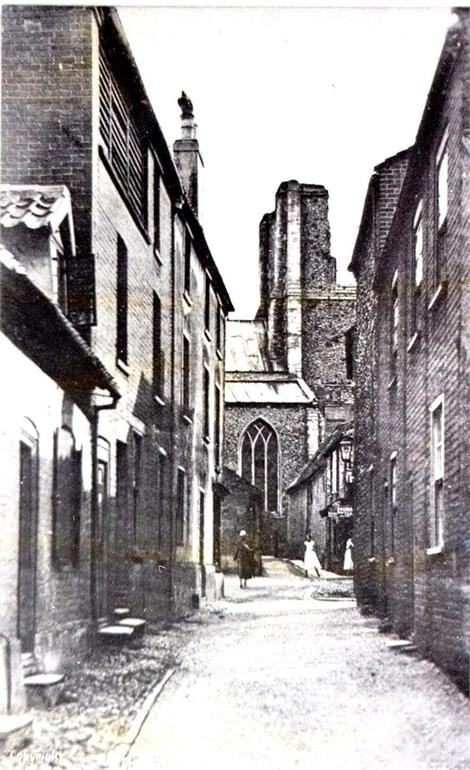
[120, 5, 453, 317]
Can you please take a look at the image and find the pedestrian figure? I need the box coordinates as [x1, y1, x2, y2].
[343, 537, 354, 573]
[234, 530, 254, 588]
[303, 533, 322, 578]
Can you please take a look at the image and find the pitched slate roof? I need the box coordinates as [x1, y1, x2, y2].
[225, 374, 315, 405]
[225, 318, 286, 373]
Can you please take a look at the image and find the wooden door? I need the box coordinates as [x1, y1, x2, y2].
[18, 441, 37, 653]
[199, 491, 206, 597]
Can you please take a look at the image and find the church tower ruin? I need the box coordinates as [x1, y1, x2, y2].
[222, 180, 355, 557]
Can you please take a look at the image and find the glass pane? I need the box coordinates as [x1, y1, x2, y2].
[241, 433, 252, 484]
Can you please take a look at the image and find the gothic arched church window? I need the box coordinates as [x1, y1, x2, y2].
[240, 419, 279, 512]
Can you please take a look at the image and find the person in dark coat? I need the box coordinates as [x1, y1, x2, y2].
[234, 530, 254, 588]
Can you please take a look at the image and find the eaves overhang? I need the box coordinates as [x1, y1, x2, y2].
[1, 246, 120, 400]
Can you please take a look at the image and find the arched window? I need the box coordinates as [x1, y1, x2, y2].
[240, 419, 279, 511]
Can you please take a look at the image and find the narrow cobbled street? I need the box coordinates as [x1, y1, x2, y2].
[126, 560, 470, 770]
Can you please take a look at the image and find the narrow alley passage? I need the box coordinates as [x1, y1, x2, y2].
[127, 561, 470, 770]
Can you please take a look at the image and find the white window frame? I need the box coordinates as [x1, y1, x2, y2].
[413, 200, 424, 289]
[331, 450, 339, 497]
[390, 451, 397, 554]
[390, 271, 399, 380]
[436, 127, 449, 231]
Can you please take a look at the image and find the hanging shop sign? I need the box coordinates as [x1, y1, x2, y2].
[328, 502, 353, 519]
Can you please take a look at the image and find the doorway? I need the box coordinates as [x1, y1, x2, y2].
[199, 490, 206, 597]
[18, 426, 38, 655]
[96, 438, 110, 620]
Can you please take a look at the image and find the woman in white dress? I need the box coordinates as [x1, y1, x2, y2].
[303, 533, 322, 578]
[343, 537, 354, 573]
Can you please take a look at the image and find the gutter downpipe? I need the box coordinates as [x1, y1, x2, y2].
[168, 203, 179, 616]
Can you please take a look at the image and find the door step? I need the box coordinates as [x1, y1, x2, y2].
[386, 639, 418, 654]
[113, 607, 130, 621]
[23, 673, 65, 708]
[0, 714, 33, 755]
[97, 624, 135, 646]
[118, 618, 146, 636]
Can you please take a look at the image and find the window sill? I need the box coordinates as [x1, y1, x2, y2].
[203, 435, 211, 446]
[387, 376, 397, 391]
[181, 413, 193, 426]
[428, 281, 447, 311]
[426, 544, 445, 557]
[407, 332, 420, 352]
[154, 394, 166, 407]
[183, 290, 192, 308]
[216, 348, 223, 361]
[116, 358, 131, 376]
[204, 329, 212, 343]
[386, 556, 396, 566]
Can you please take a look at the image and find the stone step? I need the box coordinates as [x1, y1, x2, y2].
[113, 607, 130, 620]
[386, 639, 418, 654]
[24, 673, 65, 708]
[0, 714, 33, 755]
[97, 624, 135, 646]
[118, 618, 146, 631]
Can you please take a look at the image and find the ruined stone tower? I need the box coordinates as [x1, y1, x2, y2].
[256, 180, 355, 416]
[222, 180, 355, 557]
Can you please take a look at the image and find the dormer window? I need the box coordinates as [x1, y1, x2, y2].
[50, 224, 69, 314]
[0, 185, 75, 315]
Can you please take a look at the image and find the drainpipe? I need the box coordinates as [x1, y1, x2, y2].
[90, 391, 119, 624]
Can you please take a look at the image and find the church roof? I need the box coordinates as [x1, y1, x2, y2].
[225, 374, 315, 405]
[225, 319, 281, 372]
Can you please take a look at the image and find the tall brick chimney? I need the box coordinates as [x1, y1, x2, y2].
[173, 92, 203, 215]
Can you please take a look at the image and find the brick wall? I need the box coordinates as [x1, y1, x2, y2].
[351, 12, 470, 691]
[1, 6, 95, 253]
[2, 5, 231, 646]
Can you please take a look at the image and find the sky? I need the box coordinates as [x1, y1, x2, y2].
[119, 5, 453, 318]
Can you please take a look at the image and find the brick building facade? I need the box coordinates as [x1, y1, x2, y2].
[224, 181, 355, 557]
[0, 4, 232, 700]
[350, 9, 470, 691]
